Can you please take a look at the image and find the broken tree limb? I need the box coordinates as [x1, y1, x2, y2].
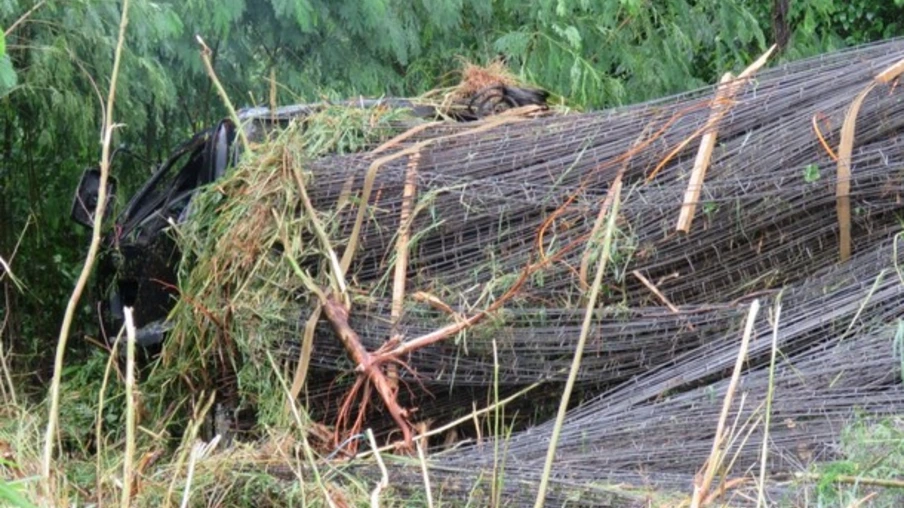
[321, 296, 413, 448]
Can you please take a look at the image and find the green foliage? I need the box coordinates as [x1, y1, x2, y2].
[804, 163, 821, 183]
[812, 415, 904, 506]
[0, 31, 17, 94]
[0, 0, 902, 400]
[0, 477, 37, 508]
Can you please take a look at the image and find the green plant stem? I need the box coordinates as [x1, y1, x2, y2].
[196, 35, 250, 152]
[534, 178, 622, 508]
[42, 0, 130, 485]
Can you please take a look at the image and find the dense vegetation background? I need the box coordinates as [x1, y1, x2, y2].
[1, 0, 903, 383]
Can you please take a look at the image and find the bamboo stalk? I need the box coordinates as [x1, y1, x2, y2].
[690, 299, 760, 508]
[836, 83, 876, 262]
[676, 72, 734, 233]
[647, 45, 775, 183]
[388, 151, 420, 389]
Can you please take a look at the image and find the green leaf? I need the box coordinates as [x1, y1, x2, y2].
[0, 478, 37, 508]
[803, 163, 821, 183]
[0, 55, 16, 94]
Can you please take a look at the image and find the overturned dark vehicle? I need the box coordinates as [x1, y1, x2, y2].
[71, 88, 550, 349]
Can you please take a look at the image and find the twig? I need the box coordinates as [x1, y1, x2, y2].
[43, 0, 130, 484]
[632, 270, 680, 313]
[0, 255, 24, 291]
[690, 299, 760, 508]
[366, 429, 389, 508]
[676, 72, 734, 233]
[846, 491, 878, 508]
[793, 472, 904, 489]
[534, 176, 623, 508]
[811, 114, 838, 161]
[4, 0, 47, 37]
[196, 35, 250, 152]
[122, 307, 137, 508]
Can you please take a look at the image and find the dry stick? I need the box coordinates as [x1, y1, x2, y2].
[0, 298, 16, 406]
[534, 177, 623, 508]
[290, 154, 348, 302]
[757, 296, 783, 508]
[269, 66, 277, 124]
[875, 57, 904, 84]
[388, 151, 421, 390]
[632, 270, 680, 313]
[690, 299, 760, 508]
[122, 307, 138, 508]
[196, 35, 250, 152]
[578, 181, 618, 289]
[836, 56, 904, 262]
[646, 45, 775, 183]
[42, 0, 130, 484]
[676, 72, 734, 233]
[0, 255, 24, 291]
